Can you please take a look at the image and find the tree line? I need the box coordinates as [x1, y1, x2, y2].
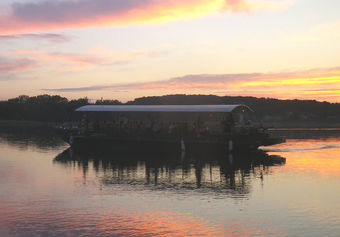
[0, 94, 339, 125]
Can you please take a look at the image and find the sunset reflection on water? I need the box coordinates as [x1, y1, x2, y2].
[264, 139, 340, 178]
[1, 131, 340, 236]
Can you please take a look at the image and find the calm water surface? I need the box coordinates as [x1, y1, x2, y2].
[0, 129, 340, 236]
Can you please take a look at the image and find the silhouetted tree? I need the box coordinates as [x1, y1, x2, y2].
[0, 94, 339, 125]
[0, 94, 89, 122]
[95, 99, 122, 105]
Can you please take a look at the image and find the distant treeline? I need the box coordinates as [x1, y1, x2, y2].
[0, 94, 339, 126]
[0, 95, 88, 122]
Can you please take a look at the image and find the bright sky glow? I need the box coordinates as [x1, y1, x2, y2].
[0, 0, 339, 102]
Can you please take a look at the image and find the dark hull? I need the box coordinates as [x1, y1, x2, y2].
[57, 129, 285, 154]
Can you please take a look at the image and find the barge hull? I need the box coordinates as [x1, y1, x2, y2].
[62, 134, 284, 154]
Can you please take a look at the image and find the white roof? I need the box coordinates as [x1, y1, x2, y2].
[76, 105, 253, 113]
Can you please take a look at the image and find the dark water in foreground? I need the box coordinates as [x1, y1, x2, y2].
[0, 129, 340, 236]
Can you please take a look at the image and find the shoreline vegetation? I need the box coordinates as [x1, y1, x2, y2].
[0, 94, 339, 128]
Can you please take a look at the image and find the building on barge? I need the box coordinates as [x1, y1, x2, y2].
[58, 104, 284, 152]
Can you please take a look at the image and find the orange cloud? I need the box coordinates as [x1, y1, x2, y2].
[0, 0, 290, 34]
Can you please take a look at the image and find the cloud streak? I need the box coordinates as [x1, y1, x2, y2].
[0, 33, 71, 42]
[43, 67, 340, 102]
[0, 0, 290, 34]
[0, 46, 170, 76]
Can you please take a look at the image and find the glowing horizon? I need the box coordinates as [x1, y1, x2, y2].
[39, 67, 340, 103]
[0, 0, 339, 102]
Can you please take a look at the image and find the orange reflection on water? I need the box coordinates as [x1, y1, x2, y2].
[97, 210, 222, 236]
[96, 209, 278, 237]
[0, 202, 280, 237]
[267, 139, 340, 178]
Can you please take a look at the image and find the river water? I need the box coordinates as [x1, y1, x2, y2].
[0, 129, 340, 236]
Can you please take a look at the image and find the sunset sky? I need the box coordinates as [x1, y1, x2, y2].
[0, 0, 339, 102]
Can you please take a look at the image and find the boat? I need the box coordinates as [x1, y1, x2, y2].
[57, 104, 285, 153]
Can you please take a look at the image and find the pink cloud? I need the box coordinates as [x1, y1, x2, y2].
[0, 57, 35, 74]
[41, 52, 110, 68]
[0, 33, 71, 42]
[0, 0, 284, 34]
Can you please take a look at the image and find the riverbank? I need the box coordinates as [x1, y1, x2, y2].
[0, 120, 57, 137]
[0, 120, 56, 128]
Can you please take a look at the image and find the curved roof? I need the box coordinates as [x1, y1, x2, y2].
[76, 104, 254, 113]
